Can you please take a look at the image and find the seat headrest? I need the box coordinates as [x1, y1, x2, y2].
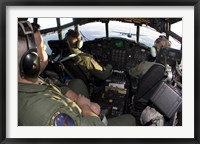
[48, 40, 71, 56]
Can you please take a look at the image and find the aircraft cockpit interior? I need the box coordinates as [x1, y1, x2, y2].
[35, 18, 183, 126]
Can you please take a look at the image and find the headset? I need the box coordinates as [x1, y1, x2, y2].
[18, 21, 40, 78]
[150, 46, 157, 58]
[76, 38, 83, 49]
[65, 29, 83, 49]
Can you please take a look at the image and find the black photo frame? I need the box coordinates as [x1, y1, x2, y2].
[0, 0, 199, 144]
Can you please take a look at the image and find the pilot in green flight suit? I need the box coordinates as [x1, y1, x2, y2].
[18, 21, 136, 126]
[129, 35, 171, 78]
[18, 80, 105, 126]
[64, 29, 113, 81]
[18, 78, 135, 126]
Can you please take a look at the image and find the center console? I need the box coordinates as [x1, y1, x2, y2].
[96, 71, 130, 118]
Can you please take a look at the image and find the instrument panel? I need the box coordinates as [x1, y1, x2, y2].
[82, 37, 151, 71]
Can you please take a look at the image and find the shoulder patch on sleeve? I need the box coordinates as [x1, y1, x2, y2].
[53, 113, 75, 126]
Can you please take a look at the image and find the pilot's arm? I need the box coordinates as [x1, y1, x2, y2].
[90, 58, 103, 71]
[60, 85, 101, 116]
[65, 90, 101, 115]
[50, 100, 105, 126]
[90, 63, 113, 80]
[50, 107, 105, 126]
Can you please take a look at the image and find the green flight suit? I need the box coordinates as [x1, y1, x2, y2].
[18, 79, 105, 126]
[71, 48, 112, 80]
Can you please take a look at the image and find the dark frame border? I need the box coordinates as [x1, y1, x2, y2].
[0, 0, 199, 144]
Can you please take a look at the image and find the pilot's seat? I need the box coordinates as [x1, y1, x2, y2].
[130, 47, 182, 126]
[44, 39, 108, 92]
[130, 64, 166, 117]
[43, 40, 89, 85]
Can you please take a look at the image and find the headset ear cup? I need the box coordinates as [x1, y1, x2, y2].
[150, 47, 157, 58]
[20, 49, 40, 78]
[76, 40, 83, 49]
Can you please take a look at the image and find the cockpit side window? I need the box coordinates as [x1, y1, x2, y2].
[169, 21, 182, 50]
[79, 22, 106, 41]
